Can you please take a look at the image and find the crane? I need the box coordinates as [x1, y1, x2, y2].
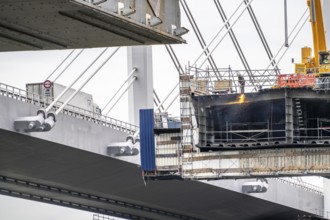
[295, 0, 330, 75]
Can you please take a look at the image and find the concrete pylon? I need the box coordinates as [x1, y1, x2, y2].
[127, 46, 154, 126]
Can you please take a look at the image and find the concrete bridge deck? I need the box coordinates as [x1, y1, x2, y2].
[0, 82, 324, 219]
[0, 0, 184, 52]
[0, 128, 320, 220]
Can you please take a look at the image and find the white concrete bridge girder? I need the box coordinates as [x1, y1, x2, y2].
[181, 147, 330, 179]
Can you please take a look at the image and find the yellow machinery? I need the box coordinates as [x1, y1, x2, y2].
[295, 0, 330, 75]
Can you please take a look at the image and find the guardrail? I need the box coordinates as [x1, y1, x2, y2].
[188, 66, 330, 95]
[274, 177, 323, 195]
[92, 214, 116, 220]
[0, 83, 138, 135]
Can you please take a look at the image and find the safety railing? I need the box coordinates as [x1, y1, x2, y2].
[276, 74, 316, 88]
[187, 66, 279, 95]
[154, 113, 181, 129]
[206, 129, 286, 144]
[203, 120, 285, 146]
[273, 177, 323, 195]
[92, 214, 116, 220]
[0, 83, 138, 135]
[203, 118, 330, 146]
[187, 66, 330, 95]
[309, 209, 330, 219]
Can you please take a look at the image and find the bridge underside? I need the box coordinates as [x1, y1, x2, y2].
[0, 128, 319, 220]
[0, 0, 184, 52]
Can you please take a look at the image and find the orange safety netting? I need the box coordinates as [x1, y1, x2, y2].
[277, 74, 316, 88]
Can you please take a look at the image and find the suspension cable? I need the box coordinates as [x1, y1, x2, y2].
[192, 0, 246, 67]
[45, 48, 109, 113]
[56, 47, 120, 115]
[154, 89, 165, 112]
[46, 50, 75, 80]
[159, 45, 183, 112]
[105, 75, 136, 115]
[274, 15, 309, 68]
[258, 9, 309, 87]
[165, 93, 179, 112]
[198, 0, 254, 69]
[53, 49, 85, 83]
[243, 0, 280, 75]
[214, 0, 254, 85]
[270, 9, 309, 67]
[102, 68, 137, 112]
[165, 45, 184, 74]
[180, 0, 221, 79]
[155, 83, 179, 112]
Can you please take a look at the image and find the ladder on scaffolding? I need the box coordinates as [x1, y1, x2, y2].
[179, 71, 195, 178]
[294, 98, 305, 139]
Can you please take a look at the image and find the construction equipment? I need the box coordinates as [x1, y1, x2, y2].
[276, 0, 329, 89]
[295, 0, 330, 75]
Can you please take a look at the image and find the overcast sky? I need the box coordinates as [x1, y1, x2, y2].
[0, 0, 328, 219]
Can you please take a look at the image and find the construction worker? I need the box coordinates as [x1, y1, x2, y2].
[238, 74, 245, 93]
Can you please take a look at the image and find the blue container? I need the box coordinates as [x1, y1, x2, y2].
[140, 109, 156, 171]
[168, 119, 181, 128]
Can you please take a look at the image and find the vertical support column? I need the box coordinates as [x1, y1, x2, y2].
[127, 46, 154, 126]
[285, 89, 294, 143]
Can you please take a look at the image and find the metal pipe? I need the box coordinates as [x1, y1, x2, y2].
[55, 47, 120, 115]
[258, 10, 309, 88]
[275, 16, 309, 67]
[198, 0, 254, 68]
[102, 67, 137, 112]
[45, 48, 108, 113]
[258, 9, 309, 86]
[46, 50, 75, 80]
[106, 76, 136, 115]
[284, 0, 289, 47]
[53, 49, 85, 82]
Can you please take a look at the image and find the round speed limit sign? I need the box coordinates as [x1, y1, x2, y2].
[43, 80, 52, 89]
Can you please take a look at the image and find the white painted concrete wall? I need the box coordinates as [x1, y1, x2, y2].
[324, 178, 330, 218]
[0, 95, 128, 156]
[205, 178, 324, 216]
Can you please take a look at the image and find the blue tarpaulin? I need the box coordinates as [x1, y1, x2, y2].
[139, 109, 156, 171]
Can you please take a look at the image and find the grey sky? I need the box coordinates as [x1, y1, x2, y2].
[0, 0, 328, 219]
